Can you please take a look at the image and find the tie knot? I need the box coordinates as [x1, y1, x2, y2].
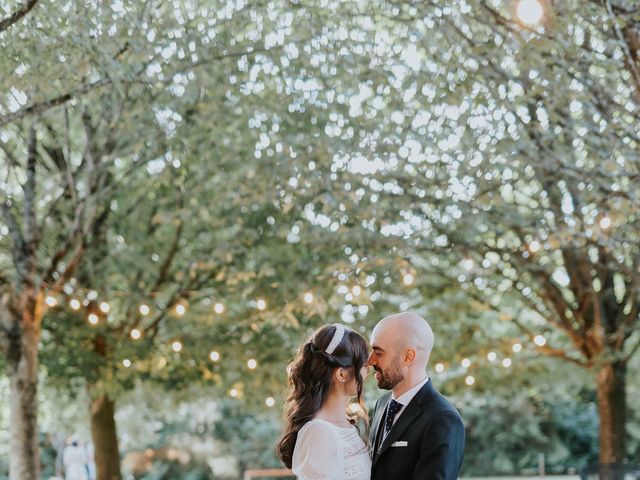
[389, 399, 403, 414]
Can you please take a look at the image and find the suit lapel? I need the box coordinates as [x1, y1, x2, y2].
[369, 393, 390, 457]
[372, 380, 435, 466]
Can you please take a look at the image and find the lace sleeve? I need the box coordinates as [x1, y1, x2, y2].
[291, 421, 340, 480]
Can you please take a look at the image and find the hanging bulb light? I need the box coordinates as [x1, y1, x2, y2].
[402, 273, 414, 286]
[516, 0, 544, 25]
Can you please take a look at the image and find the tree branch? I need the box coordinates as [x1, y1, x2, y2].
[49, 241, 85, 293]
[603, 0, 640, 102]
[0, 0, 41, 33]
[40, 203, 84, 286]
[0, 198, 27, 281]
[23, 126, 38, 264]
[0, 78, 111, 129]
[0, 35, 308, 129]
[151, 190, 185, 293]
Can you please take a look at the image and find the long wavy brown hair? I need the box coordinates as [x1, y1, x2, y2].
[276, 324, 369, 468]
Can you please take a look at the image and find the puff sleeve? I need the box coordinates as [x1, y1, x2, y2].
[291, 421, 340, 480]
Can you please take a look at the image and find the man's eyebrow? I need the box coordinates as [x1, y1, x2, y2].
[371, 346, 384, 352]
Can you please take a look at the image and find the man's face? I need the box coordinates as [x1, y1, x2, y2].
[368, 330, 405, 390]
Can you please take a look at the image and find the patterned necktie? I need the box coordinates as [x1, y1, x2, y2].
[384, 399, 403, 435]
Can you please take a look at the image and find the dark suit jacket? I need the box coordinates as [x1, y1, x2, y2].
[369, 380, 465, 480]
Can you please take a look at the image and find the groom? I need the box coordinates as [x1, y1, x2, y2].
[368, 312, 465, 479]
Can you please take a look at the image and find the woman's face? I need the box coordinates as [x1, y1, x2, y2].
[346, 365, 370, 396]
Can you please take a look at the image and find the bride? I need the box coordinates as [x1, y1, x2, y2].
[277, 324, 371, 479]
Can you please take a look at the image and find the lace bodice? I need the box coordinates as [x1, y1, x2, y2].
[292, 419, 371, 480]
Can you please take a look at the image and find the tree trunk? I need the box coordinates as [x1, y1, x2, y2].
[7, 316, 40, 480]
[90, 393, 122, 480]
[596, 361, 626, 471]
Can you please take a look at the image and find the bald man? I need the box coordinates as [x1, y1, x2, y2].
[368, 312, 464, 480]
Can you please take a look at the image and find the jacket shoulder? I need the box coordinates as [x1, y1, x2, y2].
[428, 385, 463, 420]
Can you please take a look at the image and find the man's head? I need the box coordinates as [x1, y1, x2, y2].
[367, 312, 434, 394]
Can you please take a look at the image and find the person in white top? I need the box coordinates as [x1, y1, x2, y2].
[277, 324, 371, 480]
[62, 439, 88, 480]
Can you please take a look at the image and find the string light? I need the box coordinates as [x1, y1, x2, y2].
[87, 290, 98, 301]
[528, 240, 541, 253]
[516, 0, 544, 25]
[58, 289, 545, 383]
[123, 359, 131, 368]
[46, 296, 57, 307]
[462, 258, 474, 271]
[230, 388, 238, 398]
[599, 216, 612, 229]
[348, 403, 360, 414]
[402, 273, 414, 286]
[265, 397, 275, 407]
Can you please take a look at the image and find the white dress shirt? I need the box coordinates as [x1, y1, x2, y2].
[390, 375, 430, 425]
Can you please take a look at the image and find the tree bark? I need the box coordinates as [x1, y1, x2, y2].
[596, 361, 626, 469]
[90, 393, 122, 480]
[7, 310, 41, 480]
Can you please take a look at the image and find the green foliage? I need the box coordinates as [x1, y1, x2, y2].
[461, 390, 599, 476]
[139, 460, 213, 480]
[109, 386, 282, 479]
[2, 0, 640, 474]
[211, 402, 283, 474]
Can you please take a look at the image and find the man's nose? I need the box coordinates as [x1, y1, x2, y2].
[366, 353, 375, 366]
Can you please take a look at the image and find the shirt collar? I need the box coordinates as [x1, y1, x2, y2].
[392, 376, 429, 406]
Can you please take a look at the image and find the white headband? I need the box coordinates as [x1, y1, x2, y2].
[325, 324, 346, 354]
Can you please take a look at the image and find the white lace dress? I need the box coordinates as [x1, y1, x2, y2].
[292, 418, 371, 480]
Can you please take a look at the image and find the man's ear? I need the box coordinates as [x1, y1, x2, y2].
[404, 347, 416, 365]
